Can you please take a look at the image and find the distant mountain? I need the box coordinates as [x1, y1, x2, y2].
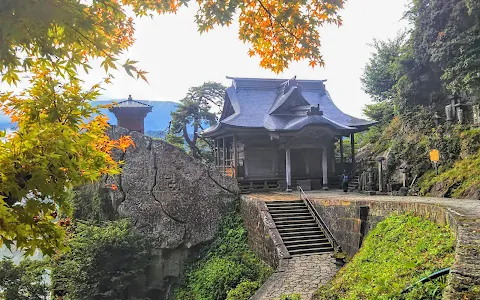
[0, 100, 179, 133]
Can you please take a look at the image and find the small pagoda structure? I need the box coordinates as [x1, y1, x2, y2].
[201, 77, 376, 191]
[109, 95, 152, 134]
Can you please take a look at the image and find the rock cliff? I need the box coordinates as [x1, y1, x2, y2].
[83, 126, 239, 299]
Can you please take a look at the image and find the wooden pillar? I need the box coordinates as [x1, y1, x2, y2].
[322, 147, 329, 190]
[222, 137, 226, 173]
[339, 137, 344, 164]
[233, 135, 238, 178]
[350, 133, 355, 168]
[285, 148, 292, 192]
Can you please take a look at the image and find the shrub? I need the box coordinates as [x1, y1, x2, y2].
[226, 280, 261, 300]
[176, 210, 272, 300]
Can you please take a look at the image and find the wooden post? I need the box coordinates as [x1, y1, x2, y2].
[350, 133, 355, 169]
[222, 137, 226, 173]
[233, 135, 238, 178]
[285, 148, 292, 192]
[322, 148, 329, 190]
[340, 137, 344, 164]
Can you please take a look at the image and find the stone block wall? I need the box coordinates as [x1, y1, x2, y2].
[310, 197, 480, 300]
[311, 199, 457, 257]
[240, 195, 290, 268]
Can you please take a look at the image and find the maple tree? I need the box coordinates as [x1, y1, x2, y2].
[0, 0, 345, 255]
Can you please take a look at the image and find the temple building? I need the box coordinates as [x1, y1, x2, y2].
[201, 77, 375, 191]
[109, 95, 152, 134]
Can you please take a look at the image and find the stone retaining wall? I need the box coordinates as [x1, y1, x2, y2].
[311, 199, 457, 257]
[308, 197, 479, 300]
[240, 196, 290, 268]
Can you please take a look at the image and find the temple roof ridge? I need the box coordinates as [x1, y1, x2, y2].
[202, 77, 376, 137]
[114, 95, 153, 108]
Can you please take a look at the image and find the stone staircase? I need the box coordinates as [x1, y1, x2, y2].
[348, 174, 360, 192]
[266, 200, 334, 256]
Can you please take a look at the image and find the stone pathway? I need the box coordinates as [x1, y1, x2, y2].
[252, 254, 339, 300]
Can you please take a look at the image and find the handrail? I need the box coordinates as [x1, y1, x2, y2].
[298, 186, 338, 251]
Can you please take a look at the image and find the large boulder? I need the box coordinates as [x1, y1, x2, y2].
[98, 126, 238, 298]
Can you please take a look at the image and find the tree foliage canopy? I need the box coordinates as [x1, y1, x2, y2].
[50, 220, 149, 300]
[170, 82, 225, 159]
[410, 0, 480, 95]
[361, 0, 480, 117]
[361, 34, 405, 102]
[0, 258, 49, 300]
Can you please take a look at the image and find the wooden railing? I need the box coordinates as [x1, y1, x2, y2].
[298, 186, 338, 251]
[215, 166, 235, 178]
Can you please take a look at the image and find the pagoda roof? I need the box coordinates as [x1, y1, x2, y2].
[109, 97, 153, 113]
[202, 77, 375, 137]
[111, 97, 153, 108]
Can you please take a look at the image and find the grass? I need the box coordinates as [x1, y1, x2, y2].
[314, 213, 455, 300]
[419, 149, 480, 198]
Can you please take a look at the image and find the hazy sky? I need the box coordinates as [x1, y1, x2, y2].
[84, 0, 410, 118]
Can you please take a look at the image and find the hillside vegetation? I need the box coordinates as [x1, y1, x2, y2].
[315, 214, 455, 300]
[358, 0, 480, 199]
[175, 208, 272, 300]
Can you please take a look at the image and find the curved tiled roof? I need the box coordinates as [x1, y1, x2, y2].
[202, 77, 375, 136]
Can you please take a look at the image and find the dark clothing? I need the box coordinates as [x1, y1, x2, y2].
[342, 182, 348, 192]
[341, 174, 349, 193]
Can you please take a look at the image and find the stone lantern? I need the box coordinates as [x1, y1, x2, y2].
[399, 164, 410, 188]
[365, 166, 376, 195]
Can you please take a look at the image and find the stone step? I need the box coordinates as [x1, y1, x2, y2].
[279, 230, 325, 237]
[265, 200, 303, 205]
[277, 226, 321, 233]
[268, 204, 306, 209]
[286, 241, 332, 250]
[271, 215, 315, 222]
[275, 222, 318, 228]
[288, 246, 334, 255]
[267, 203, 307, 210]
[283, 238, 329, 245]
[269, 208, 309, 214]
[274, 220, 316, 226]
[272, 218, 315, 224]
[267, 200, 304, 203]
[269, 212, 311, 217]
[281, 233, 326, 240]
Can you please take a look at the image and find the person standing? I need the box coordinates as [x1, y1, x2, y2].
[341, 170, 349, 193]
